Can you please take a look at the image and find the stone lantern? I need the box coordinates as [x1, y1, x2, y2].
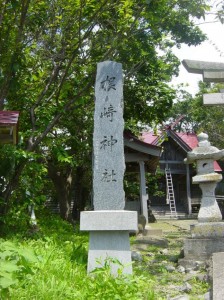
[181, 133, 224, 265]
[186, 132, 224, 223]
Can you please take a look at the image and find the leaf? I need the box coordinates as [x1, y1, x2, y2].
[0, 276, 18, 289]
[0, 261, 20, 273]
[17, 248, 39, 264]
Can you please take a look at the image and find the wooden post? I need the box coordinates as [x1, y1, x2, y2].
[186, 163, 192, 215]
[139, 161, 148, 222]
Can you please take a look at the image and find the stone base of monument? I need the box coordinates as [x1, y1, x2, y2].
[80, 210, 137, 275]
[183, 237, 224, 259]
[190, 222, 224, 238]
[179, 222, 224, 268]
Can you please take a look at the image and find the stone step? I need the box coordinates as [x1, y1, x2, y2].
[151, 206, 197, 220]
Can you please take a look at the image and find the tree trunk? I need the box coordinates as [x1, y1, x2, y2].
[72, 166, 90, 221]
[1, 159, 27, 215]
[47, 162, 74, 221]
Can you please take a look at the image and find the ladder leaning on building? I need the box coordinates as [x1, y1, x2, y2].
[165, 168, 177, 218]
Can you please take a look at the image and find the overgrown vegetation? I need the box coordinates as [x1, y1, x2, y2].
[0, 213, 210, 299]
[0, 0, 210, 221]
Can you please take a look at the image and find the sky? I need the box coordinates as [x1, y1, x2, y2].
[171, 1, 224, 95]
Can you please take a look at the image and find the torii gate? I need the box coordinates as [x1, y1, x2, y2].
[182, 59, 224, 105]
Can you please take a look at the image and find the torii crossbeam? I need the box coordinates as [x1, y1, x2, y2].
[182, 59, 224, 105]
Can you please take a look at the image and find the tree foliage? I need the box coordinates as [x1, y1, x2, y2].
[0, 0, 209, 221]
[167, 82, 224, 148]
[215, 1, 224, 24]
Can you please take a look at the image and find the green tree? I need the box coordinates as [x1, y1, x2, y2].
[167, 82, 224, 148]
[0, 0, 209, 221]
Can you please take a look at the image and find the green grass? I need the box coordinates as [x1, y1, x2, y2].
[0, 213, 210, 299]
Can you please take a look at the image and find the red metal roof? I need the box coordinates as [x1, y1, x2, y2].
[214, 162, 221, 172]
[141, 132, 159, 145]
[141, 130, 222, 172]
[0, 111, 20, 126]
[142, 131, 199, 149]
[175, 132, 198, 150]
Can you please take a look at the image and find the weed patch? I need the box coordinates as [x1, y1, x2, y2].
[0, 216, 211, 300]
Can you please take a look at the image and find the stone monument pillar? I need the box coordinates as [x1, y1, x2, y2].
[80, 61, 137, 275]
[181, 133, 224, 262]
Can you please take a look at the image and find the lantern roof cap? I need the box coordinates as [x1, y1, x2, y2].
[186, 132, 224, 162]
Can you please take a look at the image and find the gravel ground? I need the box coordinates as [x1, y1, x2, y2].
[133, 218, 211, 299]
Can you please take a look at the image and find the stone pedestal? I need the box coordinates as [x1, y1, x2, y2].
[179, 237, 224, 270]
[190, 222, 224, 238]
[195, 180, 222, 222]
[183, 236, 224, 259]
[180, 223, 224, 269]
[182, 222, 224, 263]
[80, 210, 137, 275]
[180, 133, 224, 267]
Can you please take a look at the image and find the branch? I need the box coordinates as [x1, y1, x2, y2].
[53, 0, 109, 103]
[30, 63, 61, 127]
[27, 2, 146, 151]
[30, 0, 109, 117]
[28, 72, 96, 151]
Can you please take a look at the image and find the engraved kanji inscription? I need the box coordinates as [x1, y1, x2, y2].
[100, 104, 117, 122]
[100, 135, 117, 151]
[101, 169, 117, 182]
[93, 61, 124, 210]
[100, 76, 116, 92]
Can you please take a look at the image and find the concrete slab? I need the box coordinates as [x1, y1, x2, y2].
[190, 222, 224, 238]
[80, 210, 137, 231]
[213, 252, 224, 300]
[143, 229, 163, 236]
[184, 237, 224, 260]
[134, 236, 168, 247]
[88, 231, 132, 274]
